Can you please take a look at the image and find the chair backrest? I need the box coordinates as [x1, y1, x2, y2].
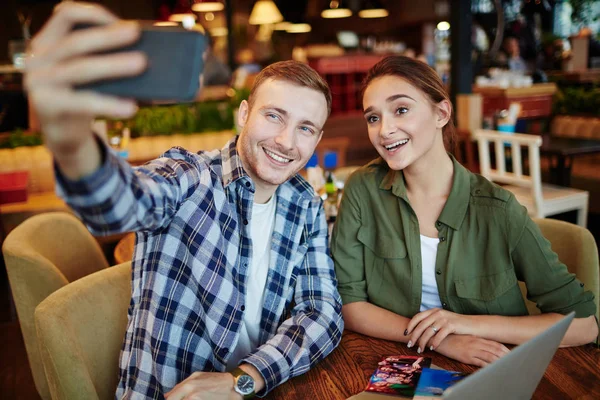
[35, 261, 132, 400]
[519, 218, 600, 324]
[2, 212, 109, 400]
[473, 129, 544, 212]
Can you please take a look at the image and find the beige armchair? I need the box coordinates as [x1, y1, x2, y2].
[2, 212, 109, 400]
[35, 261, 131, 400]
[520, 218, 600, 325]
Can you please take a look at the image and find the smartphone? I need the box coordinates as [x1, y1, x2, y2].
[76, 22, 207, 102]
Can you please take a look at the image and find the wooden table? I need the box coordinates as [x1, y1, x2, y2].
[267, 331, 600, 400]
[540, 135, 600, 186]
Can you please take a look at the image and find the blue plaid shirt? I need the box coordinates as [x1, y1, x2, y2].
[56, 136, 344, 399]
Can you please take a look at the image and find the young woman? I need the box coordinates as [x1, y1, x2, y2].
[331, 56, 598, 367]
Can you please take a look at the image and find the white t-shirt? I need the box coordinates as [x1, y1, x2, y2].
[226, 195, 277, 370]
[419, 234, 443, 312]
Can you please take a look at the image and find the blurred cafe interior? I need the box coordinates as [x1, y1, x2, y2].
[1, 0, 600, 399]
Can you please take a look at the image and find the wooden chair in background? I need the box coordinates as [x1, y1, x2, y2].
[473, 129, 589, 227]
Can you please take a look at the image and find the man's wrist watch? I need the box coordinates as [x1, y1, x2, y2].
[231, 367, 256, 399]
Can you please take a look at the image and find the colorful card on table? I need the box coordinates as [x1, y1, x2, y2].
[364, 355, 431, 398]
[413, 368, 469, 399]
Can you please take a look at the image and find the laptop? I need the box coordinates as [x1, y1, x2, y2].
[347, 312, 575, 400]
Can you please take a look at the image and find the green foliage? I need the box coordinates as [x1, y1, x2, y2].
[123, 101, 234, 138]
[0, 129, 43, 149]
[553, 86, 600, 116]
[3, 96, 249, 148]
[229, 87, 251, 109]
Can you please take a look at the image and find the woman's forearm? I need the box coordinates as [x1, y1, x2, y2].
[467, 313, 598, 346]
[342, 302, 412, 343]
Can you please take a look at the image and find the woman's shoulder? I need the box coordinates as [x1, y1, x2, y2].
[465, 169, 529, 221]
[468, 170, 513, 204]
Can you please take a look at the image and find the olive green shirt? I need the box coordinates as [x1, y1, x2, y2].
[331, 156, 596, 319]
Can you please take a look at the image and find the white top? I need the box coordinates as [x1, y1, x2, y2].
[419, 234, 443, 312]
[226, 195, 277, 370]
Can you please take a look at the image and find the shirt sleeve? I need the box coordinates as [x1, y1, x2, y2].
[241, 202, 344, 396]
[55, 137, 206, 235]
[330, 172, 368, 304]
[508, 196, 597, 318]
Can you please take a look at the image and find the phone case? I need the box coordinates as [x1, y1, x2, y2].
[77, 24, 206, 102]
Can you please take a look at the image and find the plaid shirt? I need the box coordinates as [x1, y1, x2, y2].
[56, 136, 344, 399]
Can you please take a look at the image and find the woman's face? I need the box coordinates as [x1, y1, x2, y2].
[362, 75, 448, 171]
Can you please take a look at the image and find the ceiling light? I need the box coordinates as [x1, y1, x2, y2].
[286, 23, 312, 33]
[437, 21, 450, 31]
[274, 21, 292, 31]
[358, 9, 388, 18]
[321, 1, 352, 19]
[169, 13, 197, 23]
[154, 21, 179, 27]
[358, 0, 389, 18]
[191, 1, 224, 12]
[249, 0, 284, 25]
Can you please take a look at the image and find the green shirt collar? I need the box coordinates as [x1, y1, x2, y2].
[378, 155, 470, 230]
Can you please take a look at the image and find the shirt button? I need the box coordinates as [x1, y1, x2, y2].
[475, 189, 481, 195]
[241, 305, 246, 311]
[436, 221, 441, 227]
[439, 237, 446, 242]
[243, 219, 248, 225]
[442, 302, 448, 308]
[580, 283, 584, 287]
[245, 182, 251, 188]
[436, 269, 442, 275]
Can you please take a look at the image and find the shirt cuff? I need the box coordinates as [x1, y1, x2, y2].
[54, 135, 126, 203]
[240, 345, 288, 397]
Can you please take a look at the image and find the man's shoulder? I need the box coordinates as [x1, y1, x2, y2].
[285, 174, 320, 202]
[137, 146, 226, 192]
[161, 146, 220, 163]
[151, 146, 223, 176]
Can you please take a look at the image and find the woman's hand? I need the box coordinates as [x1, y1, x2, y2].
[405, 308, 474, 353]
[435, 334, 510, 367]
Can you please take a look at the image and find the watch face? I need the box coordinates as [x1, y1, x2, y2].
[236, 374, 255, 395]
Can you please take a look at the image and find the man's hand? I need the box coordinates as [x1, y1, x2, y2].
[435, 334, 510, 367]
[24, 1, 146, 178]
[405, 308, 474, 353]
[164, 372, 241, 400]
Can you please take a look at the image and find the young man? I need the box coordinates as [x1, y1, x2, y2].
[24, 3, 343, 399]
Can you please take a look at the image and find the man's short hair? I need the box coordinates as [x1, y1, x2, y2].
[248, 60, 332, 117]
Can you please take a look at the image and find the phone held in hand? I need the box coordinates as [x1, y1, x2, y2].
[76, 22, 207, 102]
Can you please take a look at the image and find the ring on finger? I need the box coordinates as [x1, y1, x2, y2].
[431, 326, 438, 333]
